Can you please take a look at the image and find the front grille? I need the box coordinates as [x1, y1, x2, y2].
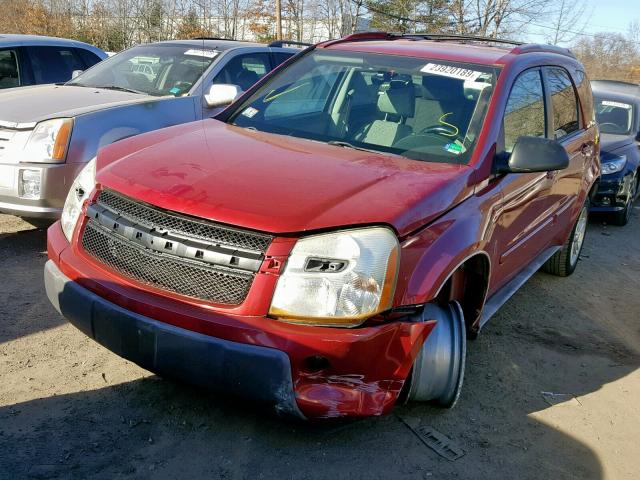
[82, 221, 254, 305]
[0, 128, 15, 159]
[80, 189, 273, 305]
[97, 189, 272, 253]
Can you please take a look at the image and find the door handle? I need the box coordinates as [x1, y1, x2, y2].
[581, 142, 594, 157]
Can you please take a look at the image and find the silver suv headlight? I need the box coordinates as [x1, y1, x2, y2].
[23, 118, 73, 163]
[269, 227, 399, 327]
[61, 158, 96, 241]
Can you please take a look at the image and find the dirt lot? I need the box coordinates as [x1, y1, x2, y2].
[0, 209, 639, 480]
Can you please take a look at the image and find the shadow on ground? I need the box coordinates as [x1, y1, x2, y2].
[0, 225, 63, 343]
[1, 213, 639, 479]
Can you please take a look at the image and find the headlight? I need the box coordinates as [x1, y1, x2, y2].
[269, 227, 399, 327]
[601, 155, 626, 175]
[61, 158, 96, 241]
[23, 118, 73, 163]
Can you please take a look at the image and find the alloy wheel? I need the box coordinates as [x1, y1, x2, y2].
[570, 206, 588, 266]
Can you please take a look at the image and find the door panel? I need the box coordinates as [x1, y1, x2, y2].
[492, 68, 557, 290]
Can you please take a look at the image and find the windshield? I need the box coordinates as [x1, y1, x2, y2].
[595, 97, 635, 135]
[228, 50, 498, 164]
[68, 45, 218, 97]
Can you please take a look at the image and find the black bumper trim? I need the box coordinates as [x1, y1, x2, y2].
[44, 260, 304, 418]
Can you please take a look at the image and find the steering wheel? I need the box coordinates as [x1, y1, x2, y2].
[420, 124, 458, 137]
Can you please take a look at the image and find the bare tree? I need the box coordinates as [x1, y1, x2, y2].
[545, 0, 591, 45]
[573, 30, 640, 83]
[449, 0, 551, 38]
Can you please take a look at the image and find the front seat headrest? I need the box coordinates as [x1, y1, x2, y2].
[377, 80, 415, 118]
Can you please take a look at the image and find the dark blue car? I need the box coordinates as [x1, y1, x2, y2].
[591, 80, 640, 225]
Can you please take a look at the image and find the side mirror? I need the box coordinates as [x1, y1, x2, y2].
[204, 84, 242, 108]
[635, 130, 640, 142]
[71, 70, 83, 79]
[495, 136, 570, 174]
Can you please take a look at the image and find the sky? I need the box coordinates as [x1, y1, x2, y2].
[527, 0, 640, 45]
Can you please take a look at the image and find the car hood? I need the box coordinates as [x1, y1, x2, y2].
[0, 84, 153, 126]
[96, 120, 474, 236]
[600, 133, 635, 154]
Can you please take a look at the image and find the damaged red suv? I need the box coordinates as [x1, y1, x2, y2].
[45, 33, 600, 419]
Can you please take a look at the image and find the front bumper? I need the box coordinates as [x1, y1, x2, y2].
[590, 172, 634, 212]
[0, 162, 84, 218]
[46, 222, 434, 418]
[45, 259, 304, 418]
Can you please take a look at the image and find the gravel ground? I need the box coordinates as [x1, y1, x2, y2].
[0, 209, 639, 480]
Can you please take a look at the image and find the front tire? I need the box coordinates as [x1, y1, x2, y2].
[404, 301, 466, 408]
[542, 200, 589, 276]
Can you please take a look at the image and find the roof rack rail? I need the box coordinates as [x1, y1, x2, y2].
[320, 31, 523, 47]
[402, 33, 523, 46]
[268, 40, 312, 48]
[192, 37, 234, 41]
[320, 31, 577, 59]
[320, 31, 396, 47]
[511, 43, 575, 58]
[592, 79, 639, 87]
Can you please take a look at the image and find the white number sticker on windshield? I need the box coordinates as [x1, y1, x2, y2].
[420, 63, 483, 81]
[184, 49, 219, 59]
[602, 100, 632, 109]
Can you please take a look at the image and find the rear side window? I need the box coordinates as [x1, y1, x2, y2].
[546, 67, 580, 139]
[504, 69, 546, 152]
[27, 46, 86, 84]
[0, 50, 20, 88]
[213, 53, 271, 91]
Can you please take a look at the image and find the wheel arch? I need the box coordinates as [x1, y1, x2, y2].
[431, 251, 492, 335]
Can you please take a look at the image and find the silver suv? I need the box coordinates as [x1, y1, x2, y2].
[0, 39, 297, 219]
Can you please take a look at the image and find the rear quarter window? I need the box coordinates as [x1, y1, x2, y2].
[75, 48, 103, 69]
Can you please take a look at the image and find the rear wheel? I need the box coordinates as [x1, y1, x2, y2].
[404, 301, 466, 408]
[542, 200, 589, 277]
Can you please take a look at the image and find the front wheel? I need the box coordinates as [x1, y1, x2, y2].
[542, 200, 589, 276]
[403, 301, 466, 408]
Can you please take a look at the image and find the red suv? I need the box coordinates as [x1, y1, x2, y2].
[44, 33, 600, 419]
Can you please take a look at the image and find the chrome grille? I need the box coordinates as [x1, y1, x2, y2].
[80, 189, 273, 305]
[82, 221, 254, 305]
[97, 189, 272, 253]
[0, 128, 15, 159]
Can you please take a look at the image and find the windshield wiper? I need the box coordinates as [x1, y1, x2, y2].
[94, 85, 146, 95]
[326, 140, 384, 155]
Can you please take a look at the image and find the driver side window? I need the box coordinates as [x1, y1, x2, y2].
[504, 69, 546, 153]
[213, 53, 271, 92]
